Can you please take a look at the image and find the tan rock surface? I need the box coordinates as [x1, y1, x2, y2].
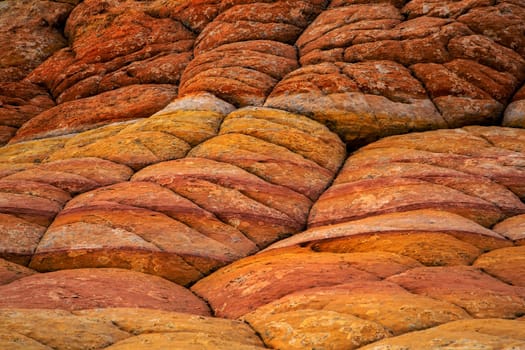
[0, 308, 266, 350]
[246, 281, 470, 349]
[474, 246, 525, 286]
[493, 214, 525, 244]
[504, 84, 525, 128]
[360, 319, 525, 349]
[266, 61, 445, 146]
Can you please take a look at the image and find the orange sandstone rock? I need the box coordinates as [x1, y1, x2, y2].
[0, 268, 210, 315]
[0, 0, 73, 82]
[11, 84, 176, 143]
[30, 181, 257, 284]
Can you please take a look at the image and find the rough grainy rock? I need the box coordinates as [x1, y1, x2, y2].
[180, 41, 298, 107]
[0, 0, 73, 82]
[191, 249, 380, 319]
[10, 84, 177, 143]
[387, 266, 525, 318]
[504, 84, 525, 128]
[266, 1, 525, 142]
[0, 213, 47, 265]
[359, 319, 525, 349]
[493, 214, 525, 244]
[266, 210, 511, 265]
[245, 281, 470, 349]
[0, 258, 36, 285]
[189, 107, 345, 200]
[265, 61, 446, 146]
[309, 127, 525, 228]
[0, 137, 68, 164]
[30, 181, 257, 284]
[0, 82, 55, 144]
[474, 246, 525, 286]
[246, 308, 389, 350]
[0, 180, 70, 227]
[159, 92, 236, 115]
[26, 0, 195, 103]
[2, 158, 133, 194]
[0, 268, 210, 315]
[133, 158, 311, 247]
[40, 109, 224, 170]
[0, 308, 267, 350]
[220, 107, 346, 174]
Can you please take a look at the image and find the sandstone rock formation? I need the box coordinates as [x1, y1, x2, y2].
[1, 0, 525, 349]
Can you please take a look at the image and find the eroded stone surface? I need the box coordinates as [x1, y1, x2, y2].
[0, 0, 73, 82]
[11, 85, 176, 143]
[0, 308, 266, 350]
[360, 319, 525, 349]
[0, 268, 210, 315]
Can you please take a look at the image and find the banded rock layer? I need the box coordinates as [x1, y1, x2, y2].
[1, 0, 525, 349]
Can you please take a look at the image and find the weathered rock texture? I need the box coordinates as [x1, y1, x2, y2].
[0, 308, 267, 350]
[309, 127, 525, 228]
[1, 0, 525, 349]
[0, 268, 210, 314]
[265, 0, 525, 144]
[0, 0, 75, 82]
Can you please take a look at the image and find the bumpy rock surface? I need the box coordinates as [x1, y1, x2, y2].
[0, 308, 266, 350]
[0, 0, 75, 82]
[1, 0, 525, 349]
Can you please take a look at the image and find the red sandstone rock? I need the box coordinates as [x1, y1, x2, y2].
[10, 84, 176, 143]
[0, 82, 55, 144]
[0, 268, 210, 315]
[191, 249, 380, 318]
[309, 127, 525, 231]
[26, 0, 195, 102]
[387, 266, 525, 318]
[0, 180, 70, 226]
[265, 61, 445, 146]
[0, 213, 47, 265]
[30, 181, 257, 284]
[0, 258, 36, 285]
[2, 158, 133, 194]
[179, 41, 298, 106]
[266, 210, 511, 265]
[504, 84, 525, 128]
[133, 157, 311, 247]
[0, 0, 73, 82]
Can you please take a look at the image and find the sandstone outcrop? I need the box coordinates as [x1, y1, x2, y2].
[0, 308, 267, 350]
[1, 0, 525, 349]
[0, 0, 75, 82]
[0, 82, 55, 145]
[0, 268, 210, 314]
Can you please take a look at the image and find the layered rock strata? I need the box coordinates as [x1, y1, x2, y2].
[1, 0, 525, 349]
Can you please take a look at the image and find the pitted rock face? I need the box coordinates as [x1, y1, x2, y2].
[1, 0, 525, 349]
